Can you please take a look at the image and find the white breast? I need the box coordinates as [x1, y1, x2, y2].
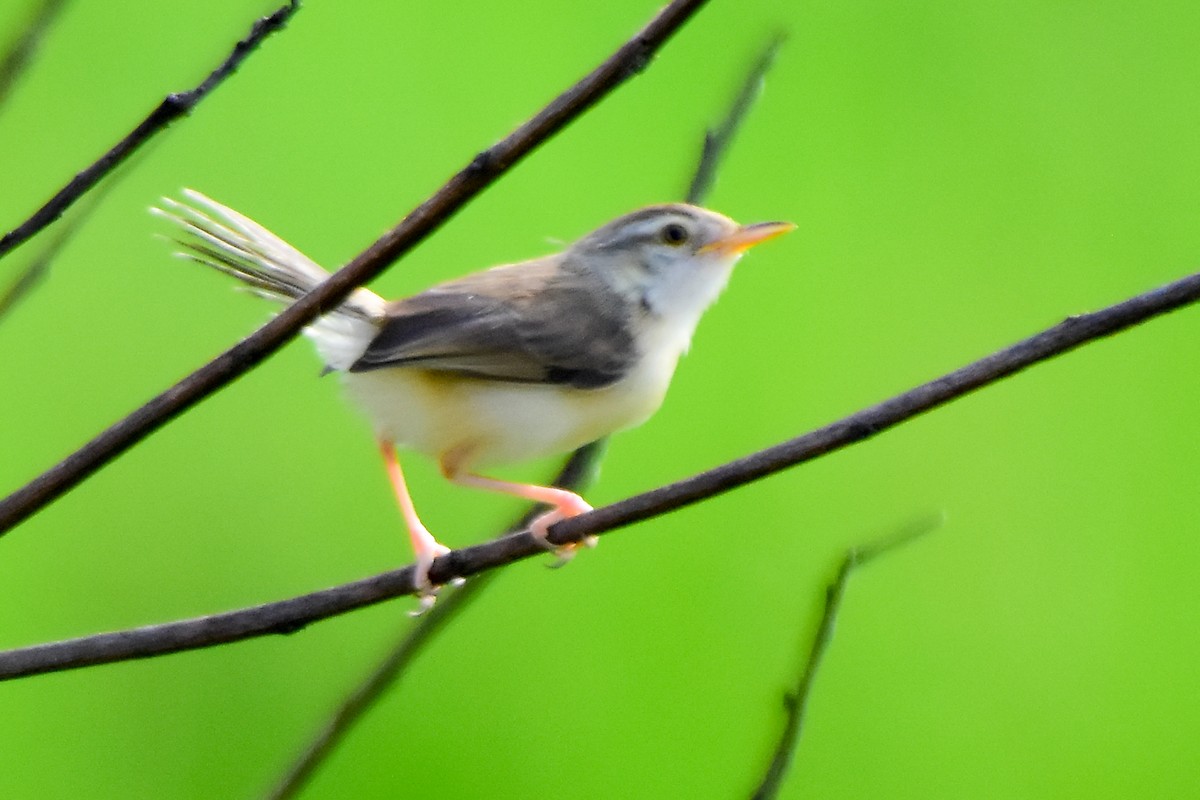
[341, 344, 680, 471]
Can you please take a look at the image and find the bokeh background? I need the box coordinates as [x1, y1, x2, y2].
[2, 1, 1199, 797]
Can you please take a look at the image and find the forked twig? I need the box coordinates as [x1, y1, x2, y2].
[750, 516, 942, 799]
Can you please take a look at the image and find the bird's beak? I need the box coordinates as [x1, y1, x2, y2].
[699, 221, 796, 257]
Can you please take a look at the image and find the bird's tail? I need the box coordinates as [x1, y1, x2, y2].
[153, 189, 384, 371]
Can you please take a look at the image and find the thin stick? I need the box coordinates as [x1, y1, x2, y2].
[749, 516, 941, 800]
[685, 33, 785, 205]
[550, 271, 1200, 543]
[2, 266, 1198, 681]
[0, 0, 711, 535]
[0, 1, 298, 260]
[0, 0, 69, 113]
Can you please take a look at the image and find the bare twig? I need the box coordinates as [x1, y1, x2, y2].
[265, 442, 604, 800]
[549, 272, 1200, 542]
[0, 0, 711, 535]
[0, 0, 299, 260]
[266, 34, 782, 795]
[750, 515, 941, 800]
[685, 32, 785, 205]
[0, 0, 68, 112]
[2, 267, 1199, 681]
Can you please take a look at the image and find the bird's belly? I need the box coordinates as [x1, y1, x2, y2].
[341, 354, 674, 469]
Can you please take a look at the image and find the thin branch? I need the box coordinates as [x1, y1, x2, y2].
[0, 0, 68, 113]
[750, 515, 942, 800]
[2, 267, 1199, 681]
[265, 442, 605, 800]
[0, 0, 711, 535]
[0, 0, 299, 260]
[266, 33, 782, 794]
[685, 32, 785, 205]
[549, 272, 1200, 542]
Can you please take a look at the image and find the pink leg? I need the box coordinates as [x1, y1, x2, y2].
[447, 472, 598, 562]
[379, 440, 451, 614]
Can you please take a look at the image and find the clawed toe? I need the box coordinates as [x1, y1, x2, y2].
[409, 541, 458, 617]
[530, 505, 595, 567]
[410, 591, 439, 617]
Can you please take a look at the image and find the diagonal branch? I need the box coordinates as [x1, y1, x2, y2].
[685, 32, 785, 205]
[548, 271, 1200, 542]
[0, 0, 299, 260]
[0, 0, 712, 536]
[2, 266, 1198, 681]
[749, 515, 941, 800]
[0, 0, 69, 113]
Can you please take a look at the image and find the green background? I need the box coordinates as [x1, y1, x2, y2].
[2, 1, 1199, 797]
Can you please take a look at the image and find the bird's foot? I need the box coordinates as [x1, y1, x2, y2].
[408, 535, 464, 617]
[530, 500, 597, 568]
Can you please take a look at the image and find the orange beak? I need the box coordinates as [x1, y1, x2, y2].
[699, 221, 796, 257]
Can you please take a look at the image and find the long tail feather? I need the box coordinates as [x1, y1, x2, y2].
[153, 190, 384, 371]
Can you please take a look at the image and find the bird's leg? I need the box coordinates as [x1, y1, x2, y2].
[443, 468, 598, 565]
[379, 440, 454, 614]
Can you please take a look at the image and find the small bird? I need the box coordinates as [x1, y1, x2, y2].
[156, 191, 793, 611]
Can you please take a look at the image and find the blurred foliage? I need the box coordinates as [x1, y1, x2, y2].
[1, 1, 1198, 798]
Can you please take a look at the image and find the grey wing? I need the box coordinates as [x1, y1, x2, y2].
[349, 259, 638, 389]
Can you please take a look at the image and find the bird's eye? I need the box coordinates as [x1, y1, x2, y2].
[660, 223, 689, 246]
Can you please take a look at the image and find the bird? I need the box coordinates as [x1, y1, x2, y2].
[155, 190, 793, 611]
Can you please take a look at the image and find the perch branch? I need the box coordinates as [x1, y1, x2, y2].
[264, 443, 604, 800]
[0, 0, 711, 534]
[550, 271, 1200, 540]
[2, 266, 1199, 681]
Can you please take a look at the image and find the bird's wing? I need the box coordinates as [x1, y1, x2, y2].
[349, 256, 638, 389]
